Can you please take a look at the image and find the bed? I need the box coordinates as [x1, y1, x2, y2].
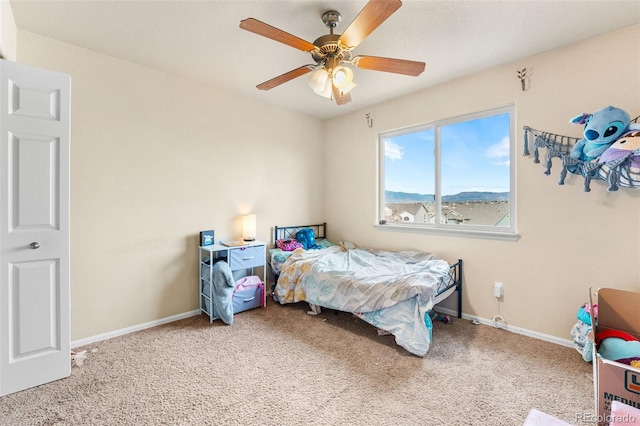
[269, 223, 463, 356]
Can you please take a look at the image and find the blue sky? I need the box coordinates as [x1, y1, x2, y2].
[384, 113, 511, 196]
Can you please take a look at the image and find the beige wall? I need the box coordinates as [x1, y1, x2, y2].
[13, 23, 640, 345]
[323, 25, 640, 342]
[0, 0, 17, 60]
[16, 31, 325, 341]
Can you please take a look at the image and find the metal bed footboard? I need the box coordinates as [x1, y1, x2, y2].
[444, 259, 463, 319]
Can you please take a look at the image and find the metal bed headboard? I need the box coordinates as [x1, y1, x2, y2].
[273, 223, 327, 246]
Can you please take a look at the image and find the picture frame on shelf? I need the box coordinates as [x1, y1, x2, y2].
[200, 230, 215, 246]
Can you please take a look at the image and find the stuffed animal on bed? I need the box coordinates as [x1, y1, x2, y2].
[569, 106, 638, 162]
[295, 228, 317, 250]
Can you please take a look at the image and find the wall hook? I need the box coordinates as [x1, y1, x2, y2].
[366, 113, 373, 128]
[517, 68, 528, 91]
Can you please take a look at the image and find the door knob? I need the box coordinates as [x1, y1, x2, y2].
[30, 242, 40, 249]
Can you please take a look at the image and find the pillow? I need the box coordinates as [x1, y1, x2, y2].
[315, 238, 335, 249]
[275, 239, 303, 251]
[269, 248, 291, 264]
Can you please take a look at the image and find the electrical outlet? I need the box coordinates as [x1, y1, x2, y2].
[494, 282, 504, 298]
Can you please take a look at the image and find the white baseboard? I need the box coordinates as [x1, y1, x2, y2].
[436, 306, 574, 349]
[72, 307, 574, 351]
[71, 309, 201, 349]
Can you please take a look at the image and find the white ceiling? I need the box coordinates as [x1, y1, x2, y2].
[9, 0, 640, 120]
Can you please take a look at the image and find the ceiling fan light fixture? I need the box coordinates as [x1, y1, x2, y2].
[332, 66, 353, 89]
[241, 0, 425, 107]
[308, 68, 329, 92]
[314, 78, 333, 99]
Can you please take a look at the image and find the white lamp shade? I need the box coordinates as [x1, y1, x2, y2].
[308, 68, 329, 92]
[338, 81, 357, 96]
[242, 214, 256, 241]
[314, 79, 333, 99]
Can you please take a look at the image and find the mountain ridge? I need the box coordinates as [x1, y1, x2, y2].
[385, 190, 509, 203]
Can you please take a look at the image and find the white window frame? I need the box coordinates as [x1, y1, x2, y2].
[377, 105, 519, 241]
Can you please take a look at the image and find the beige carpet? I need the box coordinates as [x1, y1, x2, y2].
[0, 302, 594, 425]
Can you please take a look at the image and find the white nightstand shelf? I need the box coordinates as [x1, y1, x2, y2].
[198, 241, 267, 322]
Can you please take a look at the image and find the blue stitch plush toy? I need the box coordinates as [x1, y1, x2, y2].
[295, 228, 317, 250]
[569, 106, 635, 162]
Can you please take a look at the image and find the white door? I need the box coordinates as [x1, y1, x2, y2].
[0, 59, 70, 396]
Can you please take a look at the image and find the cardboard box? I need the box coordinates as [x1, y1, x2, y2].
[589, 288, 640, 426]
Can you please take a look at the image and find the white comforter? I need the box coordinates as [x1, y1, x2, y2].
[274, 245, 452, 355]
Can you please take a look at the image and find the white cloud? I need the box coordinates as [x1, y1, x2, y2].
[385, 140, 403, 160]
[486, 136, 510, 161]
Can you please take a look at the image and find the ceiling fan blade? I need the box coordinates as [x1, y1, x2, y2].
[332, 85, 352, 106]
[338, 0, 402, 49]
[352, 55, 425, 76]
[256, 66, 313, 91]
[240, 18, 317, 52]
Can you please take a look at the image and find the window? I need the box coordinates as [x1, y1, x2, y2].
[378, 105, 517, 240]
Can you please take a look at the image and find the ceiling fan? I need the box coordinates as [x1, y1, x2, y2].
[239, 0, 426, 106]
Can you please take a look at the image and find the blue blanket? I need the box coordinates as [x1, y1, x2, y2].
[275, 245, 450, 355]
[211, 261, 235, 325]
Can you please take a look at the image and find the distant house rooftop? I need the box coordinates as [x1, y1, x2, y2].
[385, 201, 509, 226]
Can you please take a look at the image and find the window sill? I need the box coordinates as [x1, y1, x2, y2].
[374, 223, 520, 241]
